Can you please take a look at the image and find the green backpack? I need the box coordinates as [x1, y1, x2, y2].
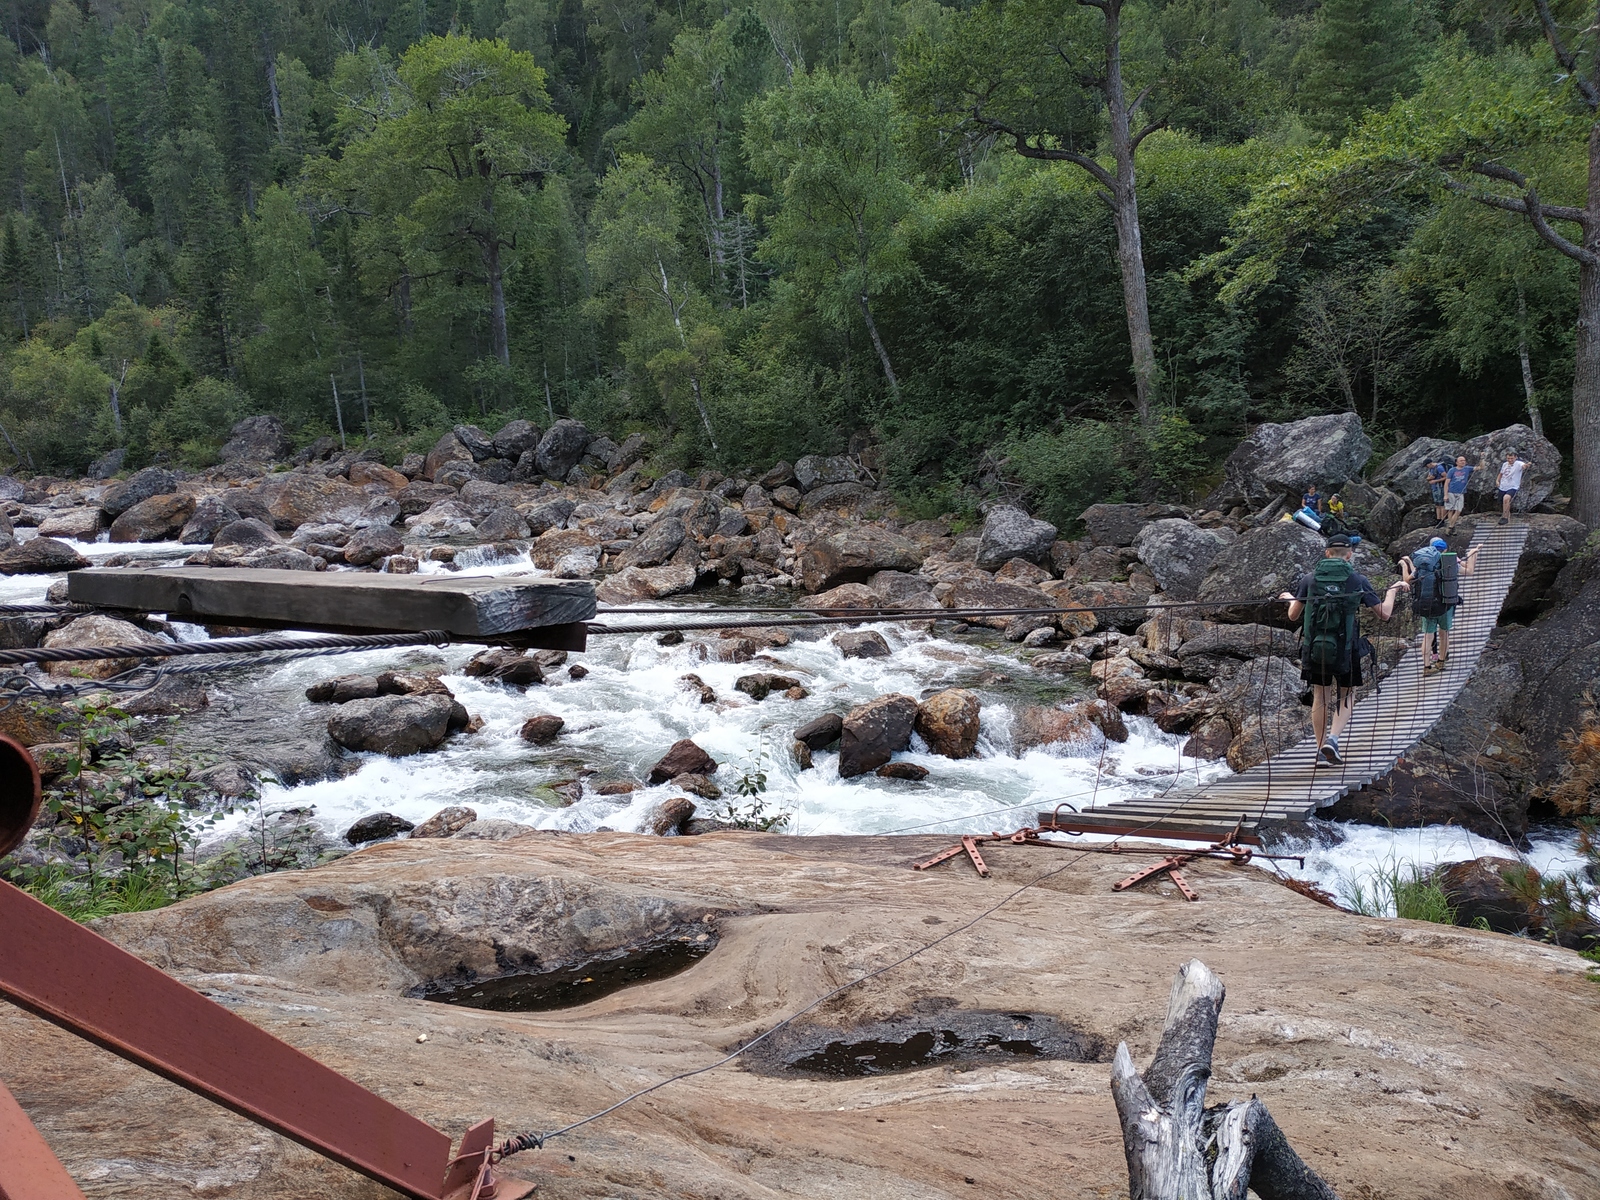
[1302, 558, 1360, 674]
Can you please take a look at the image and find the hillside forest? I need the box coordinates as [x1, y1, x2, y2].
[4, 0, 1600, 525]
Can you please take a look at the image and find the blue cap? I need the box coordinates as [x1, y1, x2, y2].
[1430, 537, 1448, 550]
[1348, 534, 1361, 546]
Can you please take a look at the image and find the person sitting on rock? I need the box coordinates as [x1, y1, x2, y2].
[1301, 482, 1323, 514]
[1496, 450, 1531, 525]
[1400, 539, 1479, 673]
[1425, 461, 1448, 527]
[1277, 534, 1408, 766]
[1443, 455, 1475, 532]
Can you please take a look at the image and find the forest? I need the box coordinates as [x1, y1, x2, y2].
[2, 0, 1597, 524]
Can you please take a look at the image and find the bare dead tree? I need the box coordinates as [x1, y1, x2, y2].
[1110, 959, 1341, 1200]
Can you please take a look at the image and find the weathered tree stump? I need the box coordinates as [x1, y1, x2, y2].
[1110, 959, 1341, 1200]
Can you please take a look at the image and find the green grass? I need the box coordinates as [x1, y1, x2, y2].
[19, 867, 178, 922]
[1344, 860, 1458, 924]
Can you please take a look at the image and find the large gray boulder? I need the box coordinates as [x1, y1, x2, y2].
[1223, 412, 1372, 507]
[793, 454, 859, 492]
[1080, 502, 1185, 548]
[795, 525, 925, 593]
[219, 416, 293, 464]
[838, 694, 919, 778]
[1370, 424, 1561, 512]
[0, 537, 90, 575]
[179, 496, 241, 544]
[1367, 436, 1463, 505]
[1197, 520, 1326, 622]
[976, 505, 1057, 570]
[616, 514, 687, 570]
[451, 424, 496, 461]
[490, 419, 542, 460]
[100, 467, 178, 518]
[327, 694, 456, 756]
[535, 419, 592, 480]
[1133, 519, 1226, 601]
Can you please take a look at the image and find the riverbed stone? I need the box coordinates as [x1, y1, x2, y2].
[342, 524, 405, 566]
[734, 673, 802, 701]
[876, 761, 928, 781]
[519, 714, 565, 744]
[220, 415, 293, 463]
[344, 812, 415, 845]
[833, 630, 891, 659]
[795, 525, 925, 592]
[0, 537, 90, 575]
[648, 738, 718, 784]
[838, 694, 918, 778]
[42, 613, 160, 680]
[1134, 519, 1227, 601]
[411, 806, 479, 839]
[794, 713, 844, 751]
[535, 419, 592, 479]
[914, 689, 981, 759]
[99, 467, 178, 517]
[1223, 412, 1373, 507]
[976, 505, 1057, 569]
[326, 694, 456, 756]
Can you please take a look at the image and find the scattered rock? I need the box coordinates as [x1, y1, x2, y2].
[795, 713, 844, 751]
[994, 557, 1053, 586]
[327, 694, 457, 756]
[795, 525, 925, 592]
[648, 738, 718, 784]
[423, 432, 474, 481]
[649, 796, 698, 836]
[596, 564, 698, 603]
[1197, 521, 1326, 622]
[519, 714, 565, 744]
[100, 467, 178, 517]
[1182, 715, 1233, 760]
[914, 689, 981, 759]
[344, 812, 416, 845]
[833, 630, 891, 658]
[734, 672, 802, 701]
[838, 694, 918, 778]
[793, 454, 859, 492]
[771, 485, 801, 512]
[490, 419, 542, 460]
[342, 524, 405, 566]
[792, 740, 813, 769]
[1012, 705, 1100, 754]
[87, 448, 126, 479]
[1434, 858, 1543, 935]
[1222, 412, 1372, 507]
[305, 674, 381, 703]
[179, 496, 241, 544]
[37, 507, 104, 541]
[411, 806, 479, 839]
[799, 582, 883, 613]
[1133, 519, 1227, 601]
[476, 507, 530, 542]
[678, 674, 717, 704]
[876, 761, 928, 781]
[0, 537, 90, 575]
[453, 818, 537, 840]
[976, 505, 1057, 570]
[464, 649, 545, 688]
[671, 773, 722, 800]
[535, 419, 592, 479]
[42, 614, 161, 680]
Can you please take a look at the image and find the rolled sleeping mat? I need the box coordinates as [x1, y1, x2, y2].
[1291, 508, 1322, 532]
[0, 734, 42, 858]
[1439, 550, 1461, 606]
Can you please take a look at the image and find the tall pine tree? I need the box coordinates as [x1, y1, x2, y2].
[1295, 0, 1423, 136]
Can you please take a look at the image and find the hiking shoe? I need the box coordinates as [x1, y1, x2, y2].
[1424, 659, 1444, 674]
[1499, 516, 1509, 525]
[1320, 737, 1342, 764]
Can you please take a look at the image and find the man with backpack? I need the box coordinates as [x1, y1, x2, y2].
[1425, 461, 1448, 527]
[1276, 534, 1409, 765]
[1401, 538, 1480, 672]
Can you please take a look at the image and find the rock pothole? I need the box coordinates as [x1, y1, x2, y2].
[413, 928, 716, 1011]
[742, 1007, 1103, 1078]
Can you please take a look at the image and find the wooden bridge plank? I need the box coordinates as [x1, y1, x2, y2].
[67, 567, 597, 642]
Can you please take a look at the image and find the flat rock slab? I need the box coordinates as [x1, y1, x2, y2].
[3, 832, 1596, 1200]
[66, 567, 596, 640]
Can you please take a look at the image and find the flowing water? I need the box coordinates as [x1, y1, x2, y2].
[4, 537, 1588, 916]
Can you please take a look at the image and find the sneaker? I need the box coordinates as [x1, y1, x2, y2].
[1499, 516, 1509, 525]
[1320, 736, 1342, 764]
[1424, 659, 1443, 674]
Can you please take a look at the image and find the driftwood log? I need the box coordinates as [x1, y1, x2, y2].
[1110, 960, 1341, 1200]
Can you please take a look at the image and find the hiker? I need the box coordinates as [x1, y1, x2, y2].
[1425, 461, 1448, 526]
[1277, 534, 1408, 765]
[1443, 455, 1474, 531]
[1322, 492, 1347, 534]
[1301, 482, 1323, 514]
[1401, 539, 1479, 672]
[1496, 450, 1531, 524]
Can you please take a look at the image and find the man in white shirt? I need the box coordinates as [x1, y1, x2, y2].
[1496, 451, 1530, 524]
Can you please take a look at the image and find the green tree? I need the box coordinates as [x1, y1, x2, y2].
[330, 35, 567, 365]
[1294, 0, 1424, 136]
[746, 69, 910, 398]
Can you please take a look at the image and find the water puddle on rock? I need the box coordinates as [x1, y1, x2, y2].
[417, 933, 715, 1012]
[743, 1007, 1103, 1078]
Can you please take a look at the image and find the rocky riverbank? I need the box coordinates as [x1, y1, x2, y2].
[4, 829, 1597, 1199]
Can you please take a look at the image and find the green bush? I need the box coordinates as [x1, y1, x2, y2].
[1003, 420, 1133, 531]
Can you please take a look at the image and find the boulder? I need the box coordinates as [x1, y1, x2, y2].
[344, 812, 415, 845]
[212, 518, 283, 552]
[1133, 519, 1226, 601]
[771, 486, 801, 512]
[1368, 436, 1467, 505]
[1460, 426, 1562, 511]
[648, 738, 718, 784]
[794, 713, 844, 751]
[0, 509, 14, 551]
[100, 467, 178, 518]
[87, 448, 126, 479]
[759, 461, 798, 489]
[109, 493, 195, 542]
[833, 629, 891, 659]
[411, 806, 478, 839]
[326, 694, 457, 756]
[349, 461, 409, 491]
[596, 564, 698, 604]
[1501, 514, 1589, 614]
[797, 482, 871, 518]
[36, 507, 103, 541]
[475, 507, 531, 542]
[1216, 655, 1310, 771]
[1434, 858, 1543, 934]
[451, 424, 496, 461]
[42, 614, 160, 680]
[220, 416, 293, 463]
[799, 582, 885, 613]
[793, 454, 859, 492]
[535, 419, 592, 479]
[1222, 412, 1372, 507]
[1175, 623, 1299, 681]
[876, 762, 928, 781]
[795, 526, 924, 593]
[433, 461, 480, 489]
[255, 472, 366, 529]
[464, 648, 545, 688]
[423, 432, 474, 481]
[734, 673, 802, 701]
[179, 496, 241, 544]
[914, 689, 981, 759]
[1182, 715, 1233, 760]
[1197, 521, 1326, 623]
[617, 515, 687, 569]
[649, 796, 698, 836]
[488, 419, 541, 460]
[867, 570, 939, 610]
[976, 505, 1057, 569]
[1081, 503, 1173, 549]
[0, 476, 21, 502]
[0, 537, 90, 575]
[945, 577, 1053, 629]
[522, 498, 576, 536]
[837, 694, 918, 778]
[519, 714, 565, 744]
[305, 674, 382, 703]
[1012, 705, 1100, 754]
[342, 524, 405, 566]
[670, 773, 722, 801]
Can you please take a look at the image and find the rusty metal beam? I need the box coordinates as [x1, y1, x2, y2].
[0, 1079, 87, 1200]
[0, 880, 453, 1199]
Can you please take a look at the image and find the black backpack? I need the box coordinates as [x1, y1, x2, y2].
[1302, 558, 1361, 675]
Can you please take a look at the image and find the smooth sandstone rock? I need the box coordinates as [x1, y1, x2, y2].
[914, 689, 981, 759]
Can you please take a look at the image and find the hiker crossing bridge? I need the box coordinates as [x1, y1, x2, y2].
[1044, 521, 1532, 843]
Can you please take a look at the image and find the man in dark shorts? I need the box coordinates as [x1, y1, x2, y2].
[1425, 461, 1447, 526]
[1277, 534, 1408, 765]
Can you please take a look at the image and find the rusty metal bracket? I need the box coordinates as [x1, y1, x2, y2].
[912, 843, 968, 872]
[0, 1078, 87, 1200]
[961, 836, 991, 878]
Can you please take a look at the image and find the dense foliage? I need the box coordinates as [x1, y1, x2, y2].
[0, 0, 1588, 515]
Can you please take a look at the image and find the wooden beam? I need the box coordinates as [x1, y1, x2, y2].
[66, 568, 595, 646]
